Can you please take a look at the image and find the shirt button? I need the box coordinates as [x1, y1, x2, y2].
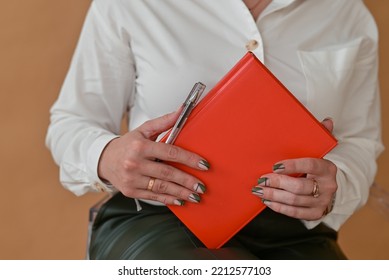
[94, 182, 105, 192]
[245, 39, 259, 51]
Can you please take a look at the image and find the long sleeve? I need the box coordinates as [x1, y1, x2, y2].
[301, 23, 385, 230]
[46, 2, 135, 195]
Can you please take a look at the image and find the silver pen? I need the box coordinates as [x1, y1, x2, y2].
[165, 82, 206, 144]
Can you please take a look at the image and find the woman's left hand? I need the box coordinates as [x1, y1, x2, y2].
[252, 118, 337, 220]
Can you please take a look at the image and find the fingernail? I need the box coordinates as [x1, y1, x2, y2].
[174, 199, 185, 206]
[273, 163, 285, 172]
[194, 182, 206, 194]
[252, 186, 264, 196]
[198, 159, 210, 170]
[261, 198, 271, 206]
[257, 177, 268, 186]
[189, 193, 201, 203]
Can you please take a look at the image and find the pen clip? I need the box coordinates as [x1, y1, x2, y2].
[165, 82, 206, 145]
[184, 82, 206, 106]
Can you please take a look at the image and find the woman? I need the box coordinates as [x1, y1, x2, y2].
[46, 0, 384, 259]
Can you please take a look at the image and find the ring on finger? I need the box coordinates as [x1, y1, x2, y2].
[147, 177, 156, 191]
[311, 179, 320, 198]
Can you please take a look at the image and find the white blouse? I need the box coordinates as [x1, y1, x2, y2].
[46, 0, 384, 231]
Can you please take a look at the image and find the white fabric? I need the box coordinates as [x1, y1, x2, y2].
[46, 0, 384, 230]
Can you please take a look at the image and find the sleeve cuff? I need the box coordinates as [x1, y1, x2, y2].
[86, 133, 120, 193]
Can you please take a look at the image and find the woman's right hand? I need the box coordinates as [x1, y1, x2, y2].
[97, 109, 209, 206]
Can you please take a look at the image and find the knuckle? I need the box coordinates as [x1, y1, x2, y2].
[167, 145, 179, 160]
[161, 196, 170, 205]
[265, 187, 275, 199]
[287, 160, 297, 171]
[291, 180, 303, 194]
[186, 152, 197, 165]
[288, 194, 299, 206]
[306, 159, 318, 172]
[271, 203, 282, 214]
[142, 119, 153, 127]
[327, 161, 338, 175]
[180, 175, 194, 189]
[160, 165, 175, 180]
[175, 187, 187, 199]
[154, 195, 171, 205]
[155, 195, 169, 205]
[148, 193, 160, 202]
[131, 139, 147, 155]
[122, 159, 139, 172]
[155, 180, 169, 193]
[160, 113, 171, 123]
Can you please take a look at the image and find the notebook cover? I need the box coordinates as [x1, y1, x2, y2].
[162, 52, 337, 249]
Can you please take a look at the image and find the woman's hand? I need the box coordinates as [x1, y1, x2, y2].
[97, 109, 209, 206]
[252, 118, 337, 220]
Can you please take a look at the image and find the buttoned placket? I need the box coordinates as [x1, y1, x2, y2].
[239, 0, 298, 63]
[237, 1, 265, 62]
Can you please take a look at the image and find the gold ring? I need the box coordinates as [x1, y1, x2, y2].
[311, 179, 320, 198]
[147, 178, 155, 191]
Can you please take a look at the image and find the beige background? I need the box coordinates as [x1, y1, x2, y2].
[0, 0, 388, 259]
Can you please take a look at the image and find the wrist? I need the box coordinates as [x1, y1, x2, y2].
[97, 136, 120, 186]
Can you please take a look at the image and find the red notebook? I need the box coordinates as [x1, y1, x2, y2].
[162, 52, 337, 249]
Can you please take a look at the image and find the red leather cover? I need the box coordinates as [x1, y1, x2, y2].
[162, 52, 337, 249]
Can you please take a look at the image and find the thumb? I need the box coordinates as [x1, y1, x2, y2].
[321, 117, 334, 134]
[137, 106, 182, 140]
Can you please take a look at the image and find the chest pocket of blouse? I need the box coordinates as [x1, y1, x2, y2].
[297, 38, 363, 123]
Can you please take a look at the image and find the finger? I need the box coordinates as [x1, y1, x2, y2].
[120, 174, 202, 205]
[321, 117, 334, 134]
[134, 189, 187, 206]
[253, 185, 312, 207]
[256, 184, 329, 209]
[141, 140, 210, 171]
[144, 177, 202, 203]
[272, 158, 337, 177]
[139, 160, 206, 193]
[254, 175, 333, 211]
[256, 174, 319, 196]
[134, 175, 202, 204]
[261, 200, 326, 221]
[137, 108, 182, 140]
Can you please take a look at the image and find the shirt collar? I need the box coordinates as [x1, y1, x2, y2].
[260, 0, 299, 19]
